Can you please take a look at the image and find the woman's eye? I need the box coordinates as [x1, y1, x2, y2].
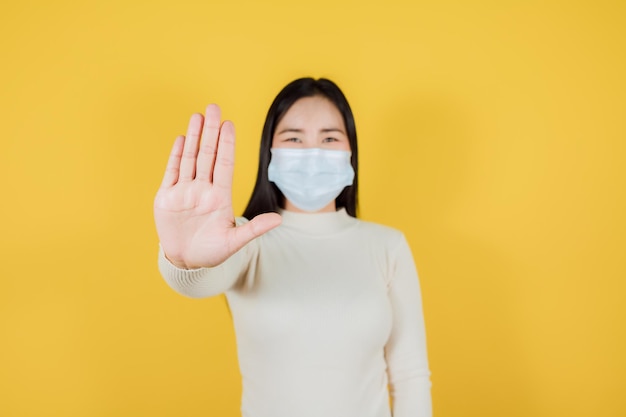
[323, 137, 338, 143]
[285, 138, 301, 142]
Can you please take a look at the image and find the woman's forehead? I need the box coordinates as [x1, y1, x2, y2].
[277, 96, 345, 131]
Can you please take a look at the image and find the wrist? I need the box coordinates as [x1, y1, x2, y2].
[163, 252, 190, 270]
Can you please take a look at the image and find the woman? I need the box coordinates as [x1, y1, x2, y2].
[154, 78, 432, 417]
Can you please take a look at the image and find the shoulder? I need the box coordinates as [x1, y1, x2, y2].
[353, 218, 407, 248]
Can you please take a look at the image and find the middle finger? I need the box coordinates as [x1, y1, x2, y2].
[195, 103, 221, 182]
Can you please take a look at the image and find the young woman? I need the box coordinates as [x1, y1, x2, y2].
[154, 78, 432, 417]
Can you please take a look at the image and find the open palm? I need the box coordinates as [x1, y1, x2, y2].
[154, 104, 281, 269]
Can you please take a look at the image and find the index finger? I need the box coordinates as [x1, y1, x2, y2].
[212, 120, 236, 191]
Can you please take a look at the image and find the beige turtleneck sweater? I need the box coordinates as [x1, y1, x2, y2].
[158, 208, 432, 417]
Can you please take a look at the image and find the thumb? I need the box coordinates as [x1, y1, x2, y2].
[231, 212, 282, 249]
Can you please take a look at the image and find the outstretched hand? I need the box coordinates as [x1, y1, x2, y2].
[154, 104, 282, 269]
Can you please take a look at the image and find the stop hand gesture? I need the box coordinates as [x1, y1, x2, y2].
[154, 104, 282, 269]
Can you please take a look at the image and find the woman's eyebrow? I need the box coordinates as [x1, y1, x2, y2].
[320, 128, 346, 134]
[276, 128, 304, 134]
[276, 127, 346, 134]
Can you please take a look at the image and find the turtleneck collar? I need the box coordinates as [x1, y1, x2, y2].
[277, 207, 357, 236]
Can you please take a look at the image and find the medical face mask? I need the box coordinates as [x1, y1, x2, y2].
[267, 148, 355, 212]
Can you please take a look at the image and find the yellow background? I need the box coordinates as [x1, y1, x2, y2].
[1, 0, 624, 416]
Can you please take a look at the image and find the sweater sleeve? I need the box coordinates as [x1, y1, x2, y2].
[384, 233, 432, 417]
[157, 218, 258, 298]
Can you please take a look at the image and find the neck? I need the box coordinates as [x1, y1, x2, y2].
[278, 207, 356, 236]
[283, 199, 337, 213]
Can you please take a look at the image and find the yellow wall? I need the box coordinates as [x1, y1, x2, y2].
[1, 0, 624, 416]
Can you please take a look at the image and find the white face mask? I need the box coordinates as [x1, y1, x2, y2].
[268, 148, 355, 212]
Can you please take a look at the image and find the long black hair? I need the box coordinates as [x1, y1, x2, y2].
[242, 77, 359, 219]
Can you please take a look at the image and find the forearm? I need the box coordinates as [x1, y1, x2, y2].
[158, 244, 246, 298]
[389, 361, 432, 417]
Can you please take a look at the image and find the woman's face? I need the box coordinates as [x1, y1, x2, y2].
[272, 95, 350, 151]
